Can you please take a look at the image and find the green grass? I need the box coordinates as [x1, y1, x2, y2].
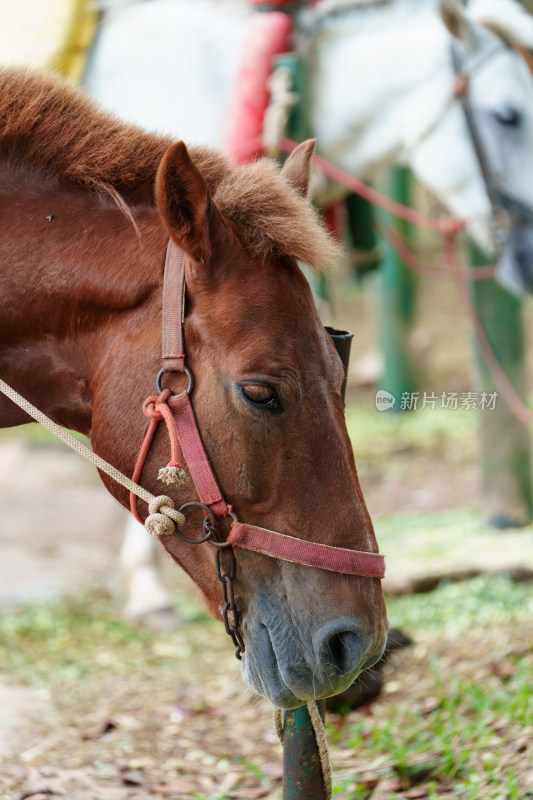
[331, 652, 532, 797]
[387, 573, 533, 633]
[345, 403, 479, 459]
[0, 421, 88, 447]
[0, 589, 212, 689]
[1, 576, 531, 799]
[328, 575, 533, 799]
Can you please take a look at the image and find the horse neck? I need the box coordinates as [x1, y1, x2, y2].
[307, 2, 453, 178]
[0, 173, 165, 433]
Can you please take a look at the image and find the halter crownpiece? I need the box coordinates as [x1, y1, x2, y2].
[130, 239, 386, 653]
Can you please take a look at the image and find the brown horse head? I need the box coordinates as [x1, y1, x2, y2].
[0, 70, 387, 709]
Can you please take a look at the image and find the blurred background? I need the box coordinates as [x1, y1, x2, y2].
[0, 1, 532, 799]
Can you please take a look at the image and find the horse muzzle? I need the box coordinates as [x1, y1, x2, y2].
[241, 612, 387, 709]
[237, 553, 387, 708]
[496, 221, 533, 296]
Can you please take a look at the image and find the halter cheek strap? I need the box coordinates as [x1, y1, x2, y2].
[130, 239, 386, 580]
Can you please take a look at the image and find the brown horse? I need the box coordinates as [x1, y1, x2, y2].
[0, 69, 387, 708]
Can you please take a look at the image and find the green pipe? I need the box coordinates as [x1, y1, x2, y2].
[469, 240, 532, 527]
[275, 51, 309, 145]
[379, 166, 419, 407]
[282, 701, 326, 800]
[346, 192, 380, 280]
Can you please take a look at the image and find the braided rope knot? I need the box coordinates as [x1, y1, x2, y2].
[142, 390, 172, 420]
[145, 495, 186, 536]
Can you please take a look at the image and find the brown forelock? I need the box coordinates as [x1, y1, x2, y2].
[0, 68, 339, 272]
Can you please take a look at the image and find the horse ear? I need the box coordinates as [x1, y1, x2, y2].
[155, 141, 221, 265]
[439, 0, 476, 50]
[281, 139, 316, 197]
[470, 0, 533, 49]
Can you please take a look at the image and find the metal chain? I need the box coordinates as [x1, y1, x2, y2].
[214, 545, 245, 660]
[194, 513, 246, 660]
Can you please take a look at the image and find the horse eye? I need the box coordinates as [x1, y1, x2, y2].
[240, 383, 279, 409]
[494, 105, 521, 127]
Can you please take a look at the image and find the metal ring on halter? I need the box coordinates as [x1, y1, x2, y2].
[175, 501, 215, 544]
[207, 509, 239, 549]
[156, 366, 193, 396]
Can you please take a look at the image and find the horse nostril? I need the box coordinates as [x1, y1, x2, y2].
[326, 631, 361, 676]
[318, 625, 365, 678]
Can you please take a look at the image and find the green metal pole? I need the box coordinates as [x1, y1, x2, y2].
[379, 166, 419, 406]
[345, 192, 380, 280]
[275, 52, 308, 144]
[469, 240, 532, 527]
[273, 52, 329, 800]
[282, 702, 326, 800]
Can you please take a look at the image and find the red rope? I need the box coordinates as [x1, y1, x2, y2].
[378, 224, 531, 423]
[279, 136, 466, 236]
[379, 223, 496, 280]
[455, 277, 533, 425]
[129, 390, 185, 522]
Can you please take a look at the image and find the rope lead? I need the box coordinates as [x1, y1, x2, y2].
[0, 379, 185, 536]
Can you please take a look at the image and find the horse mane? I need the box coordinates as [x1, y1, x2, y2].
[0, 68, 338, 270]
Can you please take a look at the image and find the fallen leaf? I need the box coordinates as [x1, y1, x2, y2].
[359, 771, 379, 789]
[80, 716, 117, 740]
[376, 776, 404, 792]
[219, 772, 245, 793]
[402, 787, 430, 799]
[19, 795, 51, 800]
[513, 736, 529, 753]
[154, 780, 203, 794]
[421, 697, 440, 715]
[228, 789, 271, 799]
[260, 762, 283, 781]
[121, 769, 145, 786]
[489, 662, 515, 680]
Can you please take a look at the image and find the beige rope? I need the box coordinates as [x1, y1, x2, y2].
[273, 701, 332, 800]
[307, 700, 332, 800]
[0, 378, 185, 531]
[273, 707, 285, 744]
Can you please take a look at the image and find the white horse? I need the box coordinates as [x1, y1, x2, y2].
[84, 0, 533, 623]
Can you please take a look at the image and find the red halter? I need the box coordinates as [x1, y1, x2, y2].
[130, 240, 385, 581]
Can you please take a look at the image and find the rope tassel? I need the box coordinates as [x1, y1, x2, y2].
[158, 463, 189, 486]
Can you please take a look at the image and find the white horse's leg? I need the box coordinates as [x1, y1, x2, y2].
[120, 516, 179, 628]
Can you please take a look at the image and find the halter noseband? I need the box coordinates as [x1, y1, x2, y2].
[130, 240, 385, 653]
